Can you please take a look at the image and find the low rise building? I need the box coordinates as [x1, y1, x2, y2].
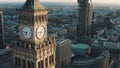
[69, 43, 110, 68]
[56, 38, 72, 68]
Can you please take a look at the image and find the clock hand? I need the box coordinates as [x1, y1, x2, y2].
[25, 32, 28, 35]
[23, 31, 28, 35]
[38, 31, 42, 33]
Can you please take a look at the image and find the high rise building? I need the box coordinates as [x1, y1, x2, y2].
[12, 0, 56, 68]
[0, 11, 4, 49]
[76, 0, 93, 44]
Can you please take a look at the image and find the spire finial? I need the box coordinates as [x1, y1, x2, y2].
[21, 0, 45, 10]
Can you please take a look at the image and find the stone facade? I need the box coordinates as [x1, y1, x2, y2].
[12, 0, 56, 68]
[13, 38, 56, 68]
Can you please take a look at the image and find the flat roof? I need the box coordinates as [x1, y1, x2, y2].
[72, 43, 90, 49]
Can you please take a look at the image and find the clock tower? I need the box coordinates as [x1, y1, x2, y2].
[13, 0, 56, 68]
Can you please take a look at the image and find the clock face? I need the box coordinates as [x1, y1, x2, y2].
[36, 25, 45, 39]
[22, 26, 32, 39]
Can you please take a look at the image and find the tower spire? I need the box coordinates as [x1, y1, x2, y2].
[21, 0, 45, 10]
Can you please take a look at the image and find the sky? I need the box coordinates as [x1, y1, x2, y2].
[0, 0, 120, 5]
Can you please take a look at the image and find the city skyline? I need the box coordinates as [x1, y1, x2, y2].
[0, 0, 120, 5]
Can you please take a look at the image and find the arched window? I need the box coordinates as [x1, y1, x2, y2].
[49, 56, 51, 64]
[31, 62, 34, 68]
[21, 42, 24, 48]
[18, 58, 21, 66]
[45, 15, 47, 22]
[26, 43, 29, 49]
[38, 60, 44, 68]
[42, 15, 44, 22]
[17, 42, 19, 46]
[45, 58, 48, 67]
[39, 15, 42, 22]
[38, 61, 40, 68]
[36, 16, 38, 22]
[28, 61, 30, 68]
[41, 60, 44, 68]
[24, 43, 27, 49]
[52, 55, 54, 64]
[15, 57, 17, 65]
[22, 59, 26, 68]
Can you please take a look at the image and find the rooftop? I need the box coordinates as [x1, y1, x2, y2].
[72, 43, 90, 57]
[103, 42, 120, 51]
[71, 51, 109, 65]
[72, 43, 90, 49]
[56, 37, 71, 45]
[20, 0, 46, 10]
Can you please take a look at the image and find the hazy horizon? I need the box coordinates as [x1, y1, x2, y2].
[0, 0, 120, 6]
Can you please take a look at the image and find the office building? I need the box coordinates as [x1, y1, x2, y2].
[76, 0, 93, 44]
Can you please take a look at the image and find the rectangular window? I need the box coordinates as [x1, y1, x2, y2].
[45, 58, 48, 67]
[41, 60, 44, 68]
[38, 62, 40, 68]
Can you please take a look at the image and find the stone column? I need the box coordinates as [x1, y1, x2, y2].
[33, 61, 35, 68]
[43, 59, 45, 68]
[47, 57, 49, 68]
[36, 61, 38, 68]
[48, 56, 50, 67]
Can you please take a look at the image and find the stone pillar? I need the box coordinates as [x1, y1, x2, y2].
[26, 59, 28, 68]
[36, 61, 38, 68]
[47, 57, 49, 68]
[33, 61, 35, 68]
[47, 56, 50, 67]
[53, 53, 55, 65]
[43, 59, 45, 68]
